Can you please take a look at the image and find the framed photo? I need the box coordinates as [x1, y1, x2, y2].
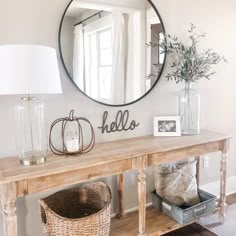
[154, 116, 181, 136]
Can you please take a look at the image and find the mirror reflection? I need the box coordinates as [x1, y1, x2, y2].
[59, 0, 165, 106]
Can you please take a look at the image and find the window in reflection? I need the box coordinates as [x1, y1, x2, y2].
[159, 32, 164, 64]
[83, 21, 113, 102]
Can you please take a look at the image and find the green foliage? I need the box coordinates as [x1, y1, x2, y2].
[159, 24, 226, 83]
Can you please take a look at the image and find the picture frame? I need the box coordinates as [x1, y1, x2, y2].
[154, 116, 181, 136]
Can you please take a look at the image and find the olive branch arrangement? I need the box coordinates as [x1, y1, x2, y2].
[149, 24, 227, 83]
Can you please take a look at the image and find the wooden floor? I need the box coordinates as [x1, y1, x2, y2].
[163, 223, 217, 236]
[226, 193, 236, 205]
[162, 193, 236, 236]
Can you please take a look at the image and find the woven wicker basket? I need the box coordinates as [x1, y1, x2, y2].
[39, 182, 112, 236]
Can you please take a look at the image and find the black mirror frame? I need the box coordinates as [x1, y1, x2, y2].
[58, 0, 166, 107]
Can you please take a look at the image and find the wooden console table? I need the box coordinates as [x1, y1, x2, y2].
[0, 130, 230, 236]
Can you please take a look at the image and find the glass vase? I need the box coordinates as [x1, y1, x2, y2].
[177, 82, 200, 135]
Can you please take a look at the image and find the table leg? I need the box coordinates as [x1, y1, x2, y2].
[0, 183, 17, 236]
[219, 139, 229, 224]
[117, 173, 125, 219]
[137, 169, 146, 236]
[195, 156, 200, 188]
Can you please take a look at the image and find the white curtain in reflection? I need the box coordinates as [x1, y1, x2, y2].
[73, 24, 84, 91]
[111, 12, 126, 104]
[126, 11, 146, 102]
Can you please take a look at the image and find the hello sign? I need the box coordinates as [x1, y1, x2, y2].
[98, 110, 140, 134]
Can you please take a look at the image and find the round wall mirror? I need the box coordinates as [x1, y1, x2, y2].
[59, 0, 165, 106]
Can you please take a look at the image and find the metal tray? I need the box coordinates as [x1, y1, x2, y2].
[151, 189, 217, 224]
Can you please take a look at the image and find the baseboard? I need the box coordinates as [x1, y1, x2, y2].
[111, 176, 236, 218]
[200, 175, 236, 197]
[111, 202, 153, 218]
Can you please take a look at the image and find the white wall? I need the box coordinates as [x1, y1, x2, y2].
[74, 0, 146, 11]
[0, 0, 236, 235]
[61, 16, 75, 76]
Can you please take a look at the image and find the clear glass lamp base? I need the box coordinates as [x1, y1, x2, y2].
[15, 96, 48, 166]
[20, 151, 46, 166]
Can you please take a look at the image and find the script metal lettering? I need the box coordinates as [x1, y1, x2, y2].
[98, 110, 139, 134]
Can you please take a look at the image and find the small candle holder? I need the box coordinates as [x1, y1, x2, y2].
[65, 130, 80, 153]
[49, 110, 95, 155]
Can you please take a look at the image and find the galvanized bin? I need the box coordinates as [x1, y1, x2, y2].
[151, 189, 216, 224]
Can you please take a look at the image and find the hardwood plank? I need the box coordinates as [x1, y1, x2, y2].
[163, 223, 217, 236]
[226, 193, 236, 205]
[111, 207, 194, 236]
[16, 180, 28, 196]
[117, 174, 125, 218]
[137, 169, 146, 235]
[0, 170, 3, 181]
[149, 142, 220, 166]
[27, 159, 132, 195]
[0, 130, 230, 236]
[0, 183, 17, 236]
[195, 156, 200, 187]
[219, 140, 228, 224]
[0, 130, 230, 184]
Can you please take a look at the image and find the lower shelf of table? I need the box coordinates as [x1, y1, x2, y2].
[110, 206, 192, 236]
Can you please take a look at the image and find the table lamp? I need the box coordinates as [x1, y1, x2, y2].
[0, 45, 62, 165]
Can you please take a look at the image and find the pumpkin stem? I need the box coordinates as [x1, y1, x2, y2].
[69, 109, 75, 121]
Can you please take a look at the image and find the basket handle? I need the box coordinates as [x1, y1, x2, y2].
[39, 200, 49, 224]
[103, 182, 112, 204]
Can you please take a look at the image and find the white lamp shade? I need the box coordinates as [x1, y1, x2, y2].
[0, 45, 62, 95]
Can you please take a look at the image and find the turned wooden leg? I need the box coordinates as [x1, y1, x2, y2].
[195, 156, 200, 188]
[137, 170, 146, 236]
[219, 139, 229, 224]
[117, 173, 125, 219]
[0, 183, 17, 236]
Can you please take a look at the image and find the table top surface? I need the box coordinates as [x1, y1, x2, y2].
[0, 130, 230, 184]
